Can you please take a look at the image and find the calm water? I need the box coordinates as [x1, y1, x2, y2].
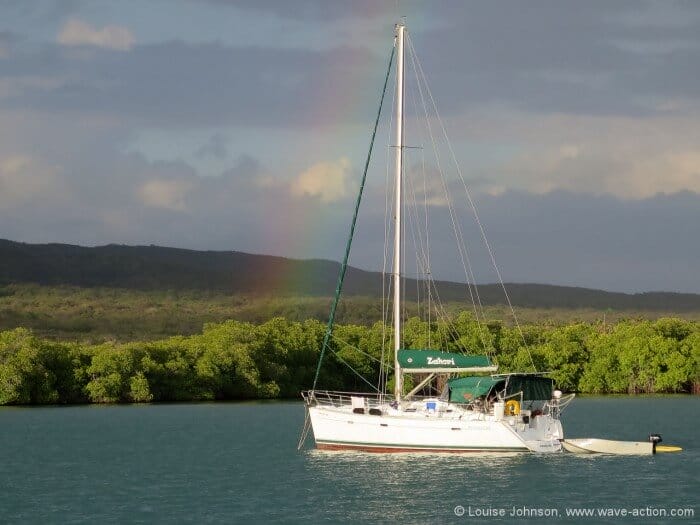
[1, 397, 698, 524]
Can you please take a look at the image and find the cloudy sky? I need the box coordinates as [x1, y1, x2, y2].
[1, 0, 699, 293]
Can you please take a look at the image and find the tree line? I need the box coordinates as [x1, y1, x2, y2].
[0, 315, 698, 405]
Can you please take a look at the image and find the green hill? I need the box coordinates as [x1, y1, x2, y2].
[2, 238, 699, 311]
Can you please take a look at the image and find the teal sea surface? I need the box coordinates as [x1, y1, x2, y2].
[1, 397, 698, 524]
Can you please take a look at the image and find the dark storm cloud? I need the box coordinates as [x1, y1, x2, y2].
[200, 0, 393, 20]
[409, 1, 700, 116]
[0, 40, 382, 127]
[0, 30, 19, 45]
[347, 188, 700, 293]
[195, 133, 229, 160]
[468, 190, 700, 292]
[1, 1, 699, 128]
[0, 0, 83, 22]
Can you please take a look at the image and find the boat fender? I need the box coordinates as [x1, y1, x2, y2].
[504, 400, 520, 416]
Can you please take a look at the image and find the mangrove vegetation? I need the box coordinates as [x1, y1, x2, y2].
[1, 315, 698, 405]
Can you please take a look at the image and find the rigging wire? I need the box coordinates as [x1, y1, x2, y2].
[328, 347, 382, 393]
[422, 138, 432, 349]
[385, 39, 478, 353]
[405, 34, 492, 353]
[296, 407, 312, 450]
[403, 159, 468, 355]
[379, 48, 399, 396]
[407, 34, 536, 371]
[331, 333, 392, 368]
[400, 41, 475, 354]
[404, 71, 434, 349]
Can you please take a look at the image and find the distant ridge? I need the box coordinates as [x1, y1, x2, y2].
[1, 239, 699, 311]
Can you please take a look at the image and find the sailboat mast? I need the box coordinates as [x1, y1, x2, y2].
[393, 22, 405, 402]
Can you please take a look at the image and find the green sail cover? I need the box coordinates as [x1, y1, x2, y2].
[397, 349, 492, 370]
[448, 376, 503, 403]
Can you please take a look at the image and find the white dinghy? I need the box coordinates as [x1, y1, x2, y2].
[562, 438, 654, 455]
[562, 434, 681, 455]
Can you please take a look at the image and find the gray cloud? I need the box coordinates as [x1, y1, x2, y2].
[347, 187, 700, 294]
[408, 1, 700, 117]
[0, 40, 382, 127]
[467, 190, 700, 293]
[200, 0, 394, 21]
[1, 1, 699, 129]
[195, 132, 229, 160]
[0, 0, 83, 19]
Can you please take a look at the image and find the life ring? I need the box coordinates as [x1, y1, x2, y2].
[504, 400, 520, 416]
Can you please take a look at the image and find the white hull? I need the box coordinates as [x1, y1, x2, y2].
[562, 438, 654, 455]
[309, 405, 563, 454]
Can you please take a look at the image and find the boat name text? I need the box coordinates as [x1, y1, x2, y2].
[427, 357, 455, 366]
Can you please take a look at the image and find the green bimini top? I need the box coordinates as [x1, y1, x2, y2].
[448, 376, 503, 403]
[502, 374, 554, 401]
[397, 349, 496, 373]
[448, 374, 555, 403]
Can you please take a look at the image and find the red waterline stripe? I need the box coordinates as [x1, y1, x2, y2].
[316, 442, 528, 453]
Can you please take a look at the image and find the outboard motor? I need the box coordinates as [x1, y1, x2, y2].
[649, 434, 663, 454]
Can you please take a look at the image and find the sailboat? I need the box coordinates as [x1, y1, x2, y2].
[301, 21, 574, 454]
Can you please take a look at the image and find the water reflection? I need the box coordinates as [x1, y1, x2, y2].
[303, 449, 530, 522]
[0, 398, 696, 524]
